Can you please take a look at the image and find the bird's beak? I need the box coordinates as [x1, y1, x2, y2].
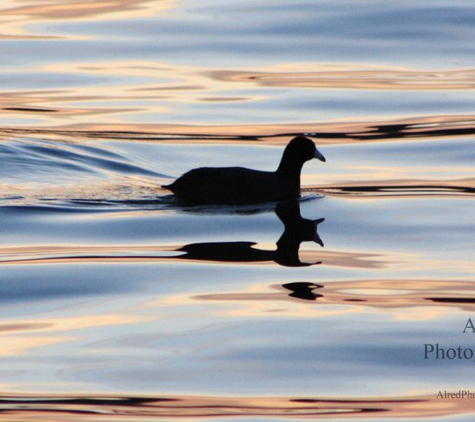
[313, 217, 325, 247]
[314, 147, 326, 162]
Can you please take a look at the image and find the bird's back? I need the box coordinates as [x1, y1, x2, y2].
[164, 166, 287, 205]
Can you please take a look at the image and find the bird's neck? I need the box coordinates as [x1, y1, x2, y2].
[276, 156, 304, 176]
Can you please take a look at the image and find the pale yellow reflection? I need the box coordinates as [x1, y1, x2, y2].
[0, 60, 261, 126]
[0, 0, 176, 39]
[0, 336, 75, 357]
[0, 313, 153, 356]
[3, 58, 475, 132]
[1, 59, 475, 140]
[391, 306, 454, 322]
[152, 290, 362, 319]
[209, 63, 475, 91]
[298, 250, 388, 269]
[191, 279, 475, 320]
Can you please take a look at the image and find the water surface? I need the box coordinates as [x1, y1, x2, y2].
[1, 1, 475, 420]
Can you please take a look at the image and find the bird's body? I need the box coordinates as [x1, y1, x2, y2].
[165, 166, 297, 205]
[162, 136, 325, 205]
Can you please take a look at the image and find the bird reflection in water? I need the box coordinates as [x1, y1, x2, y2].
[282, 282, 324, 301]
[175, 201, 325, 267]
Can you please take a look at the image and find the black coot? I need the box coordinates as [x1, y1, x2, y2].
[162, 136, 325, 205]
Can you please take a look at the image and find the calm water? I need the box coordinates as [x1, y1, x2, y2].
[1, 1, 475, 420]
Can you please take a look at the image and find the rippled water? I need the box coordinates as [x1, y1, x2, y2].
[1, 1, 475, 421]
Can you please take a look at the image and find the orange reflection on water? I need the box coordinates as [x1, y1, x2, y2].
[0, 0, 175, 29]
[0, 245, 387, 270]
[0, 313, 152, 356]
[0, 392, 472, 420]
[0, 1, 174, 44]
[0, 61, 246, 126]
[193, 279, 475, 317]
[315, 178, 475, 198]
[209, 64, 475, 91]
[0, 336, 72, 357]
[2, 113, 475, 147]
[2, 243, 472, 279]
[316, 279, 475, 314]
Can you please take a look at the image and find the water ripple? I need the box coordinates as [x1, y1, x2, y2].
[0, 392, 469, 420]
[2, 114, 475, 144]
[210, 67, 475, 91]
[313, 181, 475, 198]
